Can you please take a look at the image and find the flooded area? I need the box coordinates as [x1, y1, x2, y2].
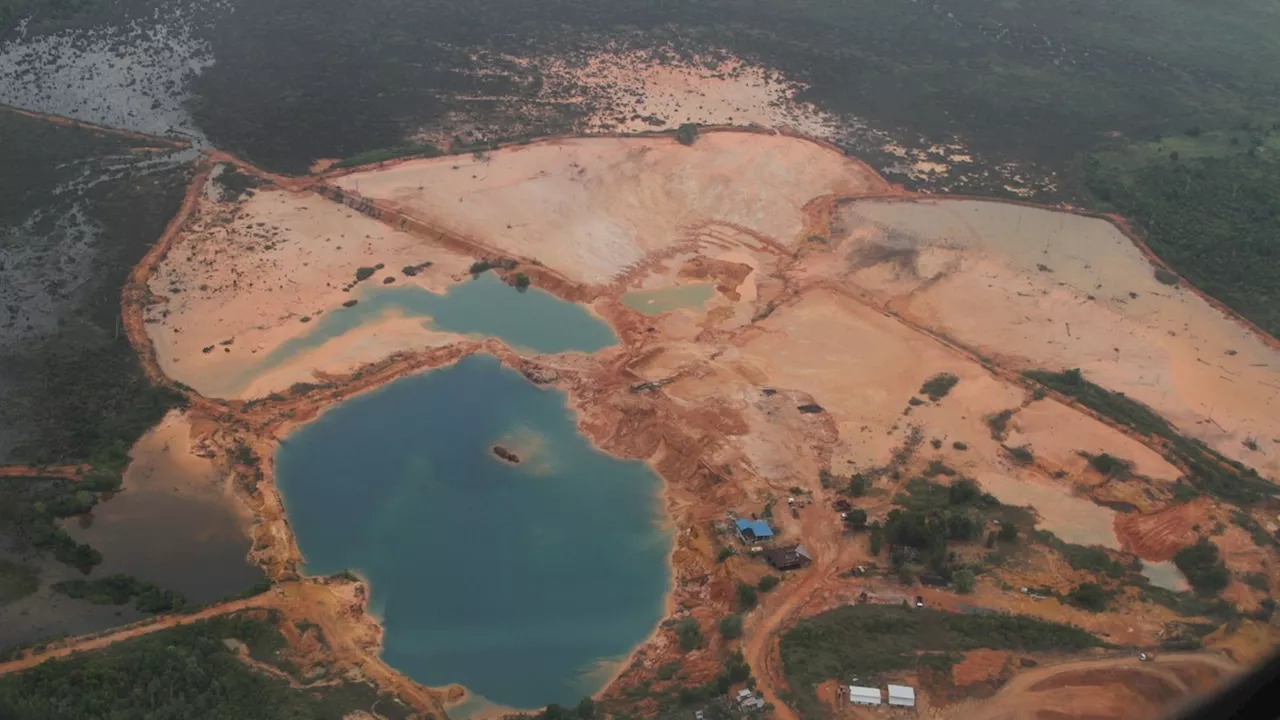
[1140, 560, 1190, 592]
[621, 283, 716, 316]
[275, 355, 671, 711]
[63, 412, 263, 603]
[976, 473, 1120, 549]
[835, 198, 1280, 480]
[220, 271, 617, 397]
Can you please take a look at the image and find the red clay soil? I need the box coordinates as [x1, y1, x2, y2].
[1113, 500, 1210, 562]
[953, 650, 1012, 687]
[0, 464, 87, 480]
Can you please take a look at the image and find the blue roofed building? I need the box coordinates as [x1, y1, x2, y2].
[735, 518, 774, 543]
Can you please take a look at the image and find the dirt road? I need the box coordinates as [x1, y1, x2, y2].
[0, 102, 192, 149]
[0, 464, 87, 480]
[945, 651, 1239, 720]
[743, 500, 866, 720]
[0, 594, 272, 677]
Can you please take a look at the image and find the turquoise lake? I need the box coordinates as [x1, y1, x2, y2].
[231, 272, 618, 395]
[275, 355, 671, 711]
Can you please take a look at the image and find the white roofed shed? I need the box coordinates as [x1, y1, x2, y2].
[848, 685, 881, 706]
[887, 684, 916, 707]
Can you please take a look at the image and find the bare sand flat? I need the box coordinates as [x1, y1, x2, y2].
[145, 178, 475, 398]
[834, 199, 1280, 479]
[336, 133, 882, 284]
[720, 289, 1170, 543]
[535, 52, 845, 138]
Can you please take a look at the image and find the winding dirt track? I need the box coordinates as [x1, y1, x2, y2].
[0, 594, 272, 676]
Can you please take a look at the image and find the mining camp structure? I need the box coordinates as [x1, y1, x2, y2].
[734, 518, 774, 544]
[761, 544, 812, 570]
[849, 685, 882, 706]
[888, 684, 916, 708]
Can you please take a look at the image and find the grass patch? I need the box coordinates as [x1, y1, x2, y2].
[0, 558, 38, 605]
[1032, 530, 1130, 579]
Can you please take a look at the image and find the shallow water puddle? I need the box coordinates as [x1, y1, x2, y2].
[621, 283, 716, 315]
[977, 473, 1120, 549]
[229, 271, 617, 396]
[275, 355, 671, 711]
[63, 413, 263, 603]
[1140, 560, 1189, 592]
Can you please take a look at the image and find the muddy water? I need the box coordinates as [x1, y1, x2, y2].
[976, 473, 1120, 549]
[621, 283, 716, 315]
[63, 413, 263, 603]
[231, 271, 616, 394]
[275, 355, 671, 712]
[1141, 560, 1190, 592]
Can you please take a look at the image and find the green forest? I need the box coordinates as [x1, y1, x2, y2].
[1086, 126, 1280, 338]
[0, 615, 413, 720]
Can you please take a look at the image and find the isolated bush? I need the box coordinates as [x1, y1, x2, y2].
[719, 615, 743, 640]
[1004, 445, 1034, 465]
[846, 509, 868, 531]
[846, 474, 869, 497]
[987, 410, 1014, 440]
[676, 123, 699, 145]
[919, 373, 959, 401]
[998, 523, 1019, 544]
[737, 582, 759, 611]
[1067, 582, 1112, 612]
[758, 575, 780, 592]
[675, 617, 703, 652]
[953, 570, 976, 594]
[514, 272, 531, 291]
[354, 267, 375, 282]
[1087, 453, 1131, 477]
[1175, 538, 1231, 597]
[869, 523, 884, 556]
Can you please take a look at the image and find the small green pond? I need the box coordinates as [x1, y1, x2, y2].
[620, 283, 715, 316]
[275, 355, 671, 712]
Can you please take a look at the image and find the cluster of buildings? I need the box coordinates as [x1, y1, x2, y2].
[733, 518, 813, 570]
[848, 683, 916, 708]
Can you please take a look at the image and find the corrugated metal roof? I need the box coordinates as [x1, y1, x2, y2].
[734, 518, 774, 537]
[848, 686, 881, 705]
